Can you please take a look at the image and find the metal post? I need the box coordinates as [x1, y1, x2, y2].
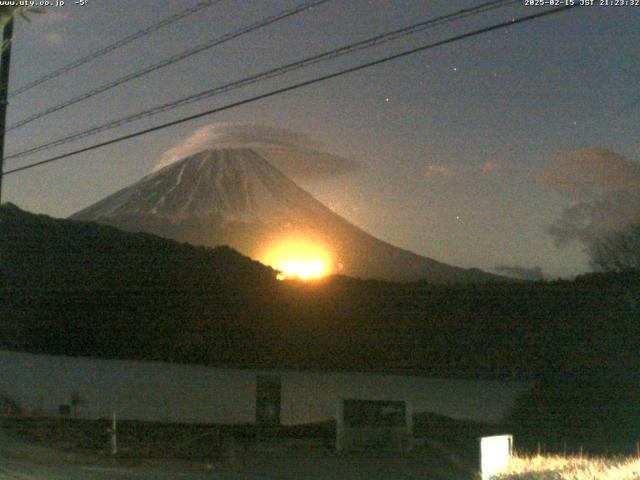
[0, 17, 13, 203]
[109, 411, 117, 456]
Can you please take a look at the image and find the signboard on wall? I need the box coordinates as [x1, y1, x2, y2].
[336, 399, 412, 451]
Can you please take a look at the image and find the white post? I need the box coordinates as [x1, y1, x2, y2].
[336, 399, 344, 451]
[110, 411, 117, 456]
[405, 401, 413, 452]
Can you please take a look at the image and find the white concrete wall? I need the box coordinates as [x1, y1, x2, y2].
[0, 350, 527, 425]
[281, 371, 527, 425]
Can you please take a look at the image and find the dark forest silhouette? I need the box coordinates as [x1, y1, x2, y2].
[2, 203, 639, 450]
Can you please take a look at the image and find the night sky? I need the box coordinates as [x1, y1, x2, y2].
[3, 0, 639, 278]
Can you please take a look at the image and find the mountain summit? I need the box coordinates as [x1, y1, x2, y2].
[72, 148, 502, 283]
[74, 149, 330, 224]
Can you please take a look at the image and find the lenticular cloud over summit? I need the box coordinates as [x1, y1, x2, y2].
[156, 123, 358, 181]
[158, 123, 319, 165]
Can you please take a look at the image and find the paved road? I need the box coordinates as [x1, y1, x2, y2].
[0, 459, 273, 480]
[0, 459, 206, 480]
[0, 456, 465, 480]
[0, 452, 471, 480]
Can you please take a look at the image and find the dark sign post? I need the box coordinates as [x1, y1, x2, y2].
[256, 375, 281, 426]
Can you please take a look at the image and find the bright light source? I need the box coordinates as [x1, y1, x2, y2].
[276, 259, 325, 281]
[260, 236, 333, 281]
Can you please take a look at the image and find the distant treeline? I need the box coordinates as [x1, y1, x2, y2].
[2, 204, 640, 446]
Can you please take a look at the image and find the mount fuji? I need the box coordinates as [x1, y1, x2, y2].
[71, 148, 502, 283]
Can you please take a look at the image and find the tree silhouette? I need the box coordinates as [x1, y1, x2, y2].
[590, 223, 640, 271]
[0, 6, 43, 27]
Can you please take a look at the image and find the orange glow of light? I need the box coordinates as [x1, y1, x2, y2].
[260, 237, 332, 281]
[276, 259, 325, 281]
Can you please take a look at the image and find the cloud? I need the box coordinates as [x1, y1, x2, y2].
[43, 32, 64, 46]
[480, 160, 500, 174]
[535, 148, 640, 199]
[495, 265, 545, 281]
[548, 191, 640, 244]
[424, 164, 460, 178]
[34, 11, 70, 24]
[536, 148, 640, 270]
[157, 123, 358, 180]
[423, 161, 502, 179]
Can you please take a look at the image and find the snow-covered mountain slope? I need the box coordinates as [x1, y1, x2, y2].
[72, 148, 505, 283]
[73, 149, 331, 224]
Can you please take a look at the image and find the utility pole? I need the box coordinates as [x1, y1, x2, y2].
[0, 17, 13, 204]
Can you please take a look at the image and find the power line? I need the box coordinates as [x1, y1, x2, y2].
[6, 0, 330, 131]
[3, 5, 580, 178]
[6, 0, 518, 161]
[7, 0, 515, 160]
[9, 0, 221, 98]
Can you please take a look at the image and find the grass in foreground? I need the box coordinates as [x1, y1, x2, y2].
[496, 454, 640, 480]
